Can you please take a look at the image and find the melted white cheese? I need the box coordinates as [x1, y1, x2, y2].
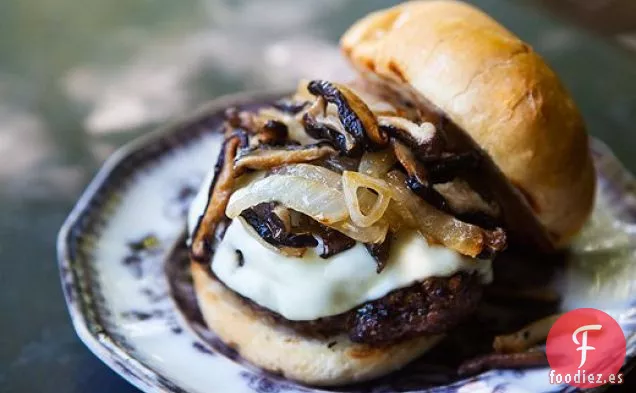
[208, 219, 491, 321]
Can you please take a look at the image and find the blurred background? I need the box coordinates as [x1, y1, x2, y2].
[0, 0, 635, 392]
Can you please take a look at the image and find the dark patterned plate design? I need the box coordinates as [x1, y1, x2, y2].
[58, 90, 636, 393]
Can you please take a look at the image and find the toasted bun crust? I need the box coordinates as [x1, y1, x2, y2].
[191, 262, 441, 386]
[341, 0, 595, 247]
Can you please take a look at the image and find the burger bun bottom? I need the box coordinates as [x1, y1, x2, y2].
[191, 261, 442, 386]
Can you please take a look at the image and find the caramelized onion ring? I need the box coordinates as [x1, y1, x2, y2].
[342, 171, 392, 228]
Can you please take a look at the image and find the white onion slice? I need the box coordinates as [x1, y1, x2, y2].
[358, 150, 397, 178]
[342, 171, 392, 228]
[384, 201, 415, 233]
[226, 174, 348, 224]
[275, 164, 341, 188]
[274, 167, 388, 242]
[329, 218, 388, 244]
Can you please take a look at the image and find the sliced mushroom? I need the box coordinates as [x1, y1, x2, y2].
[307, 80, 388, 149]
[235, 204, 364, 259]
[392, 140, 450, 212]
[191, 134, 241, 261]
[234, 143, 337, 173]
[240, 203, 318, 257]
[434, 179, 500, 217]
[237, 217, 307, 258]
[283, 210, 356, 258]
[315, 154, 361, 173]
[426, 151, 482, 184]
[224, 107, 257, 132]
[224, 107, 243, 129]
[392, 139, 428, 185]
[303, 101, 360, 157]
[379, 116, 444, 159]
[257, 107, 317, 145]
[365, 235, 392, 273]
[392, 139, 500, 227]
[226, 110, 291, 147]
[312, 224, 356, 258]
[382, 115, 497, 223]
[406, 176, 450, 214]
[256, 120, 289, 146]
[493, 314, 561, 354]
[385, 170, 507, 258]
[426, 112, 554, 251]
[232, 128, 251, 149]
[479, 227, 507, 259]
[272, 204, 292, 233]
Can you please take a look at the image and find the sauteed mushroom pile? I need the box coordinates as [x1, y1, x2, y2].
[191, 80, 508, 269]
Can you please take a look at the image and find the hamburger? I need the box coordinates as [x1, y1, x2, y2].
[186, 0, 595, 386]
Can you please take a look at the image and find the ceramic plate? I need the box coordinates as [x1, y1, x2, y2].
[58, 91, 636, 393]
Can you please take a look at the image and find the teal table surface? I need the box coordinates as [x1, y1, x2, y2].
[1, 1, 635, 392]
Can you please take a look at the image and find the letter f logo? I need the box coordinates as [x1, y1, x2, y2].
[572, 324, 602, 368]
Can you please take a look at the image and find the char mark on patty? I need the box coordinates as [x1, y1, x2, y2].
[348, 273, 482, 344]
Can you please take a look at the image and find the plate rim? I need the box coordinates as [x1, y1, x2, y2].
[56, 89, 289, 393]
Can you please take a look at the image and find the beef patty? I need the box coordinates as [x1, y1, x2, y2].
[204, 265, 482, 346]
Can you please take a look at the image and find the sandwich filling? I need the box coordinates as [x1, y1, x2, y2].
[189, 80, 509, 343]
[188, 186, 492, 321]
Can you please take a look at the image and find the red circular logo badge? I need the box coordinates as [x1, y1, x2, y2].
[546, 308, 626, 388]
